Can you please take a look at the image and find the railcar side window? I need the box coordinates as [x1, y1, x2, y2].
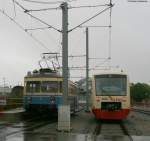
[41, 81, 60, 93]
[95, 75, 127, 96]
[26, 81, 41, 93]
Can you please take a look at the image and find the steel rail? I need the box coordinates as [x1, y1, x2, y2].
[132, 108, 150, 115]
[120, 121, 134, 141]
[92, 121, 134, 141]
[5, 115, 57, 138]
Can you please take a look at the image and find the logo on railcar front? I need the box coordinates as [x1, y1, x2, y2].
[101, 96, 127, 102]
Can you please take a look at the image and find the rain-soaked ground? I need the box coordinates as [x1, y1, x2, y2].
[0, 108, 150, 141]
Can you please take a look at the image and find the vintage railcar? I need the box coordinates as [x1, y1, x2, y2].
[91, 70, 130, 120]
[23, 68, 78, 113]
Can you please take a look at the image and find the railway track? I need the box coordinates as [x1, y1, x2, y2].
[1, 108, 85, 138]
[132, 108, 150, 115]
[6, 118, 57, 137]
[93, 120, 134, 141]
[0, 113, 57, 139]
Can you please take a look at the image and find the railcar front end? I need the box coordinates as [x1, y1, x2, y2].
[23, 69, 78, 113]
[24, 76, 62, 112]
[91, 71, 130, 120]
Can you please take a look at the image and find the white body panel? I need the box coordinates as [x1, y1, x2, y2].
[91, 70, 130, 110]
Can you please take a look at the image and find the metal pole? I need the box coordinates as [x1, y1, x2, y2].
[60, 2, 68, 105]
[58, 2, 70, 131]
[85, 27, 90, 112]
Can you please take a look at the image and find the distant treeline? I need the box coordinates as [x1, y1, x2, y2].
[130, 83, 150, 102]
[8, 83, 150, 103]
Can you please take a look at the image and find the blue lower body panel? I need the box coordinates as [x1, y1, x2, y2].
[23, 96, 62, 112]
[23, 95, 78, 113]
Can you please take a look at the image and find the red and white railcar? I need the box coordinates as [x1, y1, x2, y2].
[91, 70, 130, 120]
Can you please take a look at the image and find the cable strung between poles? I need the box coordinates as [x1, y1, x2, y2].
[22, 4, 109, 12]
[12, 0, 17, 19]
[21, 0, 78, 4]
[0, 9, 50, 51]
[68, 4, 110, 9]
[14, 1, 61, 32]
[68, 4, 114, 32]
[25, 26, 52, 31]
[21, 0, 64, 4]
[79, 25, 111, 28]
[25, 7, 61, 12]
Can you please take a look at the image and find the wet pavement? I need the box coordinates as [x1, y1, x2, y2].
[0, 108, 25, 114]
[4, 133, 150, 141]
[0, 108, 150, 141]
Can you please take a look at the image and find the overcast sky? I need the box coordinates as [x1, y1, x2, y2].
[0, 0, 149, 86]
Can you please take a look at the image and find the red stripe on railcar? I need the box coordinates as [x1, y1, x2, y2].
[92, 108, 130, 120]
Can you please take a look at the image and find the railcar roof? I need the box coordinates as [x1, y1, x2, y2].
[25, 74, 62, 79]
[93, 69, 128, 76]
[25, 68, 62, 78]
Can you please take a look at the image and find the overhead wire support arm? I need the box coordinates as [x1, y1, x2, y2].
[108, 0, 112, 63]
[25, 12, 62, 32]
[22, 0, 78, 4]
[68, 54, 86, 58]
[68, 4, 114, 32]
[21, 0, 64, 4]
[25, 26, 52, 31]
[25, 7, 61, 12]
[79, 25, 111, 28]
[14, 1, 61, 33]
[68, 4, 110, 9]
[89, 57, 108, 60]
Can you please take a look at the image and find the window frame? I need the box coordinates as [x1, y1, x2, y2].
[95, 74, 127, 96]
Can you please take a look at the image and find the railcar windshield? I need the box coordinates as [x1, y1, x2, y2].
[95, 74, 127, 96]
[41, 81, 62, 93]
[26, 81, 62, 93]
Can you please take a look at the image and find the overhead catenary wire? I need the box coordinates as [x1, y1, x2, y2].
[66, 0, 78, 2]
[68, 4, 110, 9]
[79, 25, 111, 28]
[43, 54, 108, 59]
[25, 12, 61, 32]
[14, 1, 114, 34]
[25, 26, 52, 31]
[108, 0, 112, 68]
[108, 14, 112, 60]
[21, 0, 64, 4]
[0, 9, 50, 51]
[14, 3, 110, 13]
[12, 0, 17, 19]
[94, 58, 110, 67]
[24, 4, 109, 12]
[64, 65, 118, 71]
[21, 0, 78, 4]
[14, 1, 61, 32]
[2, 0, 115, 76]
[68, 4, 114, 32]
[89, 57, 108, 60]
[24, 6, 61, 12]
[43, 54, 86, 58]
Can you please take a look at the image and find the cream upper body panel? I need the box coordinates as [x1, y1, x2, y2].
[91, 69, 130, 109]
